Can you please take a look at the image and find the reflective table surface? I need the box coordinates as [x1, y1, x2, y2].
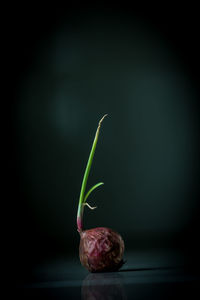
[16, 250, 200, 299]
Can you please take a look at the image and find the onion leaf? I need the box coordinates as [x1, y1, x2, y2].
[77, 115, 107, 232]
[84, 182, 104, 203]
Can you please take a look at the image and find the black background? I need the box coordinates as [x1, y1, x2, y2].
[7, 4, 200, 286]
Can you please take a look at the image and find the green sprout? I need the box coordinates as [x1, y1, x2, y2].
[77, 115, 108, 232]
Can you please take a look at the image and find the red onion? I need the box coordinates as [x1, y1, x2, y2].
[77, 115, 125, 272]
[79, 227, 124, 272]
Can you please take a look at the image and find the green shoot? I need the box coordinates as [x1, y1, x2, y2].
[77, 115, 107, 232]
[84, 182, 104, 203]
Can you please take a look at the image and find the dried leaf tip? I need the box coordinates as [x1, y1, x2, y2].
[97, 114, 108, 131]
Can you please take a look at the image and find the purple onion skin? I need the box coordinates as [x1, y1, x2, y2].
[79, 227, 125, 272]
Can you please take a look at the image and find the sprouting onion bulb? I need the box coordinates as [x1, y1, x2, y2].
[77, 115, 125, 272]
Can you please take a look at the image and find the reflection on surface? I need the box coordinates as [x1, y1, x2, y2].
[81, 272, 127, 300]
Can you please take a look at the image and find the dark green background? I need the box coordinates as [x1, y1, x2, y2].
[10, 8, 200, 280]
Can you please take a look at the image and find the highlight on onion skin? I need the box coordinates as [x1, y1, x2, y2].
[77, 115, 125, 272]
